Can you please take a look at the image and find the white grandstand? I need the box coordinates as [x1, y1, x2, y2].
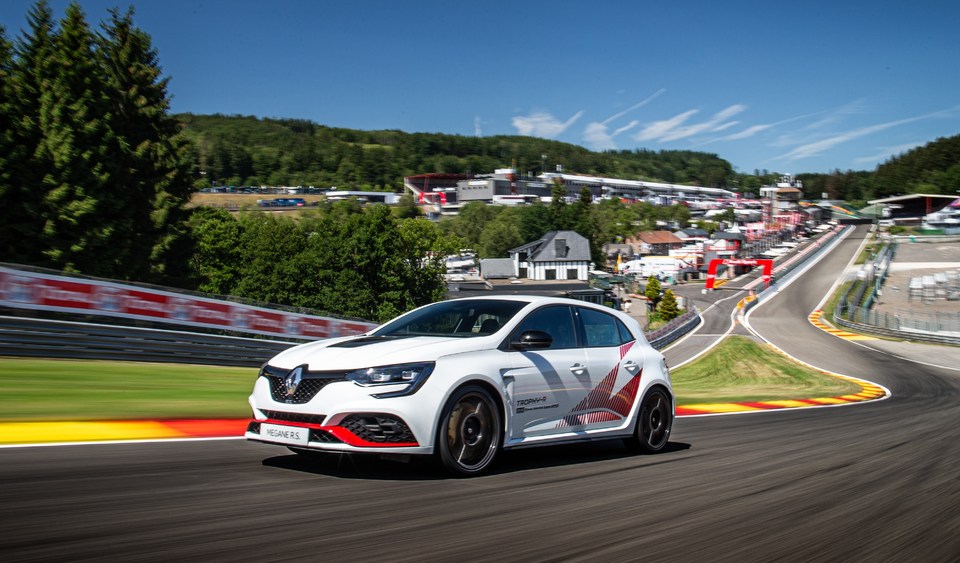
[405, 168, 736, 216]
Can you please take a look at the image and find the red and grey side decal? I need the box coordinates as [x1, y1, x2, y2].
[557, 340, 641, 427]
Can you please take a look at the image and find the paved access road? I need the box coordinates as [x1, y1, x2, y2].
[2, 225, 959, 561]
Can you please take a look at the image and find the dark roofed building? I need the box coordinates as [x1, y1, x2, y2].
[510, 230, 592, 281]
[675, 227, 709, 242]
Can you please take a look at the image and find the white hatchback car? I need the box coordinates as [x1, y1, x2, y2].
[246, 295, 674, 476]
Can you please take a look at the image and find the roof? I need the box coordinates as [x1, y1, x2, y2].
[868, 194, 958, 205]
[676, 228, 709, 238]
[509, 230, 591, 262]
[712, 231, 747, 241]
[631, 231, 684, 245]
[479, 258, 515, 279]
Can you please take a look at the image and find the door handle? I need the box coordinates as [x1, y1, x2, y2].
[623, 361, 640, 374]
[569, 363, 586, 375]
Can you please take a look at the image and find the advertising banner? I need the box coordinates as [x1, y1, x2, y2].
[0, 266, 376, 339]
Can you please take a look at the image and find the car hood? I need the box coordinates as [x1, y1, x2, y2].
[268, 334, 500, 370]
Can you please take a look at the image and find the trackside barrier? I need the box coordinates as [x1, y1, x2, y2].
[646, 308, 701, 350]
[0, 264, 376, 340]
[742, 225, 852, 316]
[832, 311, 960, 346]
[0, 316, 293, 367]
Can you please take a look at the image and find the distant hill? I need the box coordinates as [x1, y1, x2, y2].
[793, 134, 960, 203]
[872, 134, 960, 199]
[175, 113, 737, 191]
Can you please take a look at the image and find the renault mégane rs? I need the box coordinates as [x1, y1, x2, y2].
[246, 295, 674, 476]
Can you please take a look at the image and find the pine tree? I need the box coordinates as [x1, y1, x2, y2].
[0, 27, 18, 260]
[96, 6, 194, 283]
[656, 289, 680, 321]
[37, 2, 117, 275]
[3, 1, 57, 264]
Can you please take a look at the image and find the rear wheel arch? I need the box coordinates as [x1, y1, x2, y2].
[625, 384, 674, 453]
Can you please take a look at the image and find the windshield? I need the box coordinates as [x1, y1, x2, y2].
[372, 299, 527, 338]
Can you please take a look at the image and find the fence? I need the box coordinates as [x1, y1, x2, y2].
[833, 238, 960, 345]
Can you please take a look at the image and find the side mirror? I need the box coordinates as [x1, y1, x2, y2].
[511, 330, 553, 350]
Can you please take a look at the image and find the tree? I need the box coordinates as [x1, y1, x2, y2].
[444, 201, 497, 249]
[478, 209, 523, 258]
[393, 192, 420, 218]
[97, 6, 194, 283]
[36, 2, 117, 275]
[0, 26, 20, 261]
[396, 218, 461, 305]
[2, 1, 57, 265]
[656, 289, 680, 321]
[550, 179, 569, 230]
[186, 207, 242, 295]
[233, 213, 308, 305]
[644, 276, 661, 306]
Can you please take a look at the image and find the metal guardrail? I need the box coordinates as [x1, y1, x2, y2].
[832, 314, 960, 346]
[647, 308, 701, 350]
[0, 316, 294, 367]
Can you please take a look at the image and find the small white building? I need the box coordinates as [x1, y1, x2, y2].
[509, 231, 592, 281]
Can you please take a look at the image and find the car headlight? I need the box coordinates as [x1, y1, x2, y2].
[345, 362, 434, 397]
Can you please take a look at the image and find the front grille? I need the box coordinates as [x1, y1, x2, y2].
[261, 365, 347, 404]
[261, 410, 326, 425]
[341, 414, 416, 444]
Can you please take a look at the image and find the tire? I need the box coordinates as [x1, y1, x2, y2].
[626, 387, 673, 453]
[436, 385, 502, 477]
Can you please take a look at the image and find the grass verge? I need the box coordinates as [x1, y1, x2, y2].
[1, 335, 865, 422]
[671, 335, 862, 404]
[0, 358, 256, 421]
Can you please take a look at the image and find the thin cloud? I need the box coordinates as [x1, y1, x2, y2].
[660, 104, 746, 142]
[612, 120, 640, 136]
[583, 122, 617, 150]
[602, 88, 666, 125]
[582, 89, 665, 150]
[512, 110, 584, 138]
[634, 105, 746, 143]
[474, 116, 484, 137]
[774, 112, 942, 162]
[711, 120, 740, 133]
[713, 110, 826, 143]
[634, 109, 698, 142]
[718, 123, 773, 141]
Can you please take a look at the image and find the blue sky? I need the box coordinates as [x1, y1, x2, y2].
[3, 0, 960, 174]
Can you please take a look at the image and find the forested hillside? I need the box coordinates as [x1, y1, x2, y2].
[176, 113, 738, 191]
[872, 135, 960, 198]
[797, 135, 960, 203]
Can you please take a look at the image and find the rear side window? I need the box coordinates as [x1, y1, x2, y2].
[514, 305, 578, 349]
[578, 307, 633, 347]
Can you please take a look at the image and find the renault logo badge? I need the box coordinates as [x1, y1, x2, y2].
[284, 366, 304, 397]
